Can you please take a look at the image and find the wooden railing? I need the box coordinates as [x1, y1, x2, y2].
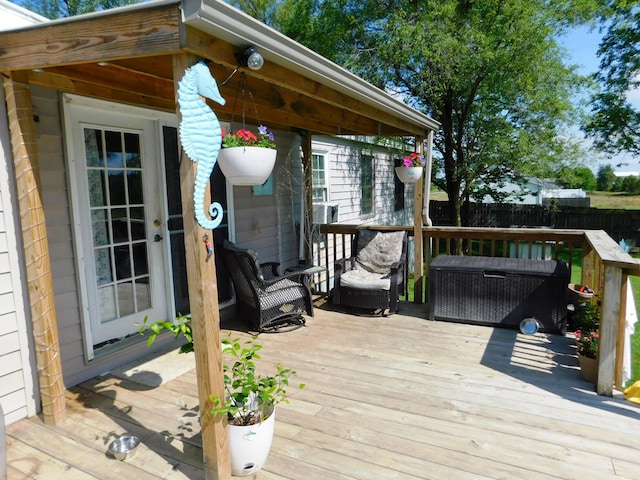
[315, 224, 640, 397]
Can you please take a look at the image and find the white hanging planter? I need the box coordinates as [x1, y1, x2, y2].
[395, 166, 423, 183]
[218, 146, 277, 186]
[228, 406, 276, 476]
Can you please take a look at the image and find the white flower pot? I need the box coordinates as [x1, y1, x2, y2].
[228, 406, 276, 476]
[395, 166, 423, 183]
[218, 146, 277, 186]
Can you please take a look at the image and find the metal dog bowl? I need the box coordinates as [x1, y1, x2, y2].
[108, 435, 140, 460]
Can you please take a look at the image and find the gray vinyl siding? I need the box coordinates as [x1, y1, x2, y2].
[313, 136, 415, 226]
[0, 0, 47, 426]
[232, 133, 302, 270]
[0, 94, 38, 426]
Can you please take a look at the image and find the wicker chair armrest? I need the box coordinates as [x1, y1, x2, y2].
[335, 257, 356, 273]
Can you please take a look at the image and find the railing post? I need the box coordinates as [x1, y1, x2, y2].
[597, 264, 623, 396]
[413, 136, 425, 303]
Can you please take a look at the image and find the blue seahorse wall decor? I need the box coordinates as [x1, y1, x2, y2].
[177, 61, 226, 230]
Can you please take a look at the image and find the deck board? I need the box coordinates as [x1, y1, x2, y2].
[6, 299, 640, 479]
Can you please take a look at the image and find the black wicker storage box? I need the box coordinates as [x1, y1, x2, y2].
[428, 255, 569, 332]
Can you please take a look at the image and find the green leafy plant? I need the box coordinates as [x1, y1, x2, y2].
[575, 329, 599, 359]
[221, 125, 276, 149]
[139, 317, 304, 426]
[209, 334, 304, 426]
[574, 302, 600, 359]
[139, 314, 193, 353]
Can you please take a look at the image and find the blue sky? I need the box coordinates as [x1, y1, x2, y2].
[560, 26, 640, 174]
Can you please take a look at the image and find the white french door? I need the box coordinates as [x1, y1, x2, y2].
[65, 96, 170, 356]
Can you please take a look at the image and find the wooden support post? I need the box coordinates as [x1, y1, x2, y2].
[301, 130, 313, 265]
[3, 71, 66, 425]
[173, 54, 230, 479]
[597, 264, 622, 396]
[615, 274, 628, 389]
[413, 136, 425, 303]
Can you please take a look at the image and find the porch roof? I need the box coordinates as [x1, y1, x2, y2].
[0, 0, 440, 137]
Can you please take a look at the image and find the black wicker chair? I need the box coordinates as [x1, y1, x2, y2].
[332, 229, 407, 314]
[221, 240, 314, 331]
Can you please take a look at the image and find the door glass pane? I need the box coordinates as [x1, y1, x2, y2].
[133, 243, 148, 276]
[114, 245, 131, 280]
[87, 170, 106, 207]
[94, 248, 113, 285]
[109, 169, 126, 206]
[130, 207, 145, 241]
[91, 209, 110, 247]
[135, 279, 151, 310]
[111, 208, 129, 243]
[124, 133, 141, 168]
[128, 171, 143, 204]
[84, 128, 103, 167]
[105, 131, 123, 168]
[118, 281, 135, 316]
[97, 285, 116, 322]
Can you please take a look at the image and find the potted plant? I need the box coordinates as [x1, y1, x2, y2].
[139, 316, 304, 477]
[395, 152, 425, 183]
[573, 302, 600, 384]
[218, 125, 277, 185]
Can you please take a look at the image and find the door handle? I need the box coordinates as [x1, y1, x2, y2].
[154, 234, 163, 242]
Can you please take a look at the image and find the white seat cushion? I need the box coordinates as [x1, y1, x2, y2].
[340, 269, 391, 290]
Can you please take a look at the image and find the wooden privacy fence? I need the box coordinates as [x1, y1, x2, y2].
[316, 224, 640, 397]
[430, 201, 640, 247]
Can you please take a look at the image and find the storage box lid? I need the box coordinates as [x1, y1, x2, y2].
[430, 255, 568, 277]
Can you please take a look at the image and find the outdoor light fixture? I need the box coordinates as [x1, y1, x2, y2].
[237, 46, 264, 71]
[222, 46, 264, 85]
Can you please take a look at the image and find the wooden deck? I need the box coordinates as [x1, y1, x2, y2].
[6, 299, 640, 479]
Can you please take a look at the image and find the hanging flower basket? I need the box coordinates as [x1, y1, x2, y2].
[395, 166, 423, 183]
[218, 146, 277, 186]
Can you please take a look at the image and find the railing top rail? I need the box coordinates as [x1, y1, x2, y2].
[319, 224, 585, 242]
[584, 230, 640, 273]
[422, 226, 585, 242]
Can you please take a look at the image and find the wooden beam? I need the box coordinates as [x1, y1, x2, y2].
[412, 138, 425, 303]
[27, 69, 176, 112]
[301, 131, 313, 264]
[3, 71, 66, 425]
[183, 26, 428, 136]
[615, 274, 628, 389]
[173, 54, 230, 479]
[597, 264, 622, 396]
[0, 3, 181, 71]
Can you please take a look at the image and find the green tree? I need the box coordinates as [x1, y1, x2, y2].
[17, 0, 138, 19]
[622, 175, 640, 194]
[558, 165, 597, 190]
[273, 0, 599, 226]
[597, 164, 616, 191]
[584, 2, 640, 155]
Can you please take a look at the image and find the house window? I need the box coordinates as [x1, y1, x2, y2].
[360, 154, 374, 215]
[394, 158, 405, 211]
[312, 152, 328, 202]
